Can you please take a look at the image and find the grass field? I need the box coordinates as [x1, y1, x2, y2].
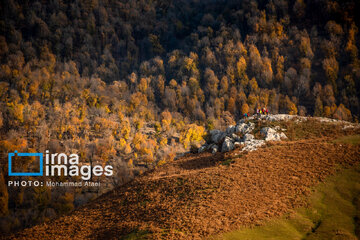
[334, 134, 360, 145]
[6, 121, 360, 240]
[216, 163, 360, 240]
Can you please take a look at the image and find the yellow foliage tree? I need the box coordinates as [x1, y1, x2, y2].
[248, 77, 259, 93]
[180, 124, 205, 149]
[138, 77, 148, 93]
[161, 110, 172, 131]
[286, 97, 298, 115]
[227, 97, 236, 114]
[7, 102, 24, 125]
[120, 119, 131, 140]
[159, 136, 168, 147]
[236, 56, 247, 79]
[333, 104, 352, 121]
[241, 103, 249, 116]
[324, 106, 331, 118]
[322, 57, 339, 94]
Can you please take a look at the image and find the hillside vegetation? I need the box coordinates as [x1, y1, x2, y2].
[217, 162, 360, 240]
[3, 118, 360, 239]
[1, 0, 360, 233]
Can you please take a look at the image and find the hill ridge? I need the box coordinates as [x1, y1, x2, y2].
[5, 118, 360, 239]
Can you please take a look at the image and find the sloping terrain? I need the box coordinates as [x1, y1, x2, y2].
[218, 162, 360, 240]
[4, 121, 360, 240]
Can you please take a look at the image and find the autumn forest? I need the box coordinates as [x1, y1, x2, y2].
[0, 0, 359, 234]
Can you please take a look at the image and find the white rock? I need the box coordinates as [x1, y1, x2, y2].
[261, 127, 287, 141]
[221, 137, 234, 152]
[234, 142, 242, 148]
[236, 122, 255, 134]
[211, 144, 219, 154]
[280, 132, 288, 139]
[260, 127, 276, 135]
[241, 139, 265, 152]
[235, 123, 246, 133]
[243, 133, 254, 142]
[231, 133, 242, 142]
[246, 122, 255, 133]
[264, 114, 297, 122]
[342, 125, 352, 130]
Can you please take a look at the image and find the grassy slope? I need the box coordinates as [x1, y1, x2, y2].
[216, 136, 360, 240]
[5, 120, 360, 240]
[334, 135, 360, 145]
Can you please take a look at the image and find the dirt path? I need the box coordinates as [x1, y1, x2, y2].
[5, 138, 360, 240]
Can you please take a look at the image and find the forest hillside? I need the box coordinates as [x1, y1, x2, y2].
[0, 0, 360, 234]
[3, 116, 360, 239]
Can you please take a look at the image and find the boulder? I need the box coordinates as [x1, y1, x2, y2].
[211, 130, 226, 144]
[206, 115, 298, 154]
[235, 122, 255, 134]
[235, 123, 246, 133]
[226, 125, 236, 135]
[210, 129, 221, 139]
[261, 127, 287, 141]
[260, 127, 277, 135]
[210, 129, 221, 135]
[241, 139, 265, 152]
[237, 116, 255, 125]
[231, 133, 242, 142]
[237, 119, 246, 124]
[211, 144, 219, 154]
[198, 144, 207, 153]
[264, 114, 297, 122]
[243, 133, 254, 142]
[245, 122, 255, 133]
[234, 142, 244, 148]
[221, 137, 234, 152]
[279, 132, 288, 139]
[265, 133, 281, 141]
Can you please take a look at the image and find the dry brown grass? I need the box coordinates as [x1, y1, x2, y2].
[4, 122, 360, 240]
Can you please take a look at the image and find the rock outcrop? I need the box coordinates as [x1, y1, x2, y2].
[221, 137, 235, 152]
[260, 127, 288, 141]
[243, 133, 254, 142]
[235, 122, 255, 134]
[198, 113, 360, 155]
[201, 112, 360, 154]
[241, 139, 265, 152]
[210, 144, 219, 154]
[199, 115, 297, 154]
[210, 130, 227, 144]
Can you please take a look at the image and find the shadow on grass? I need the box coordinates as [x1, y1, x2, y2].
[89, 227, 149, 240]
[178, 153, 225, 170]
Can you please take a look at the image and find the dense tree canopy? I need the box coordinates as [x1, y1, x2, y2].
[0, 0, 359, 233]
